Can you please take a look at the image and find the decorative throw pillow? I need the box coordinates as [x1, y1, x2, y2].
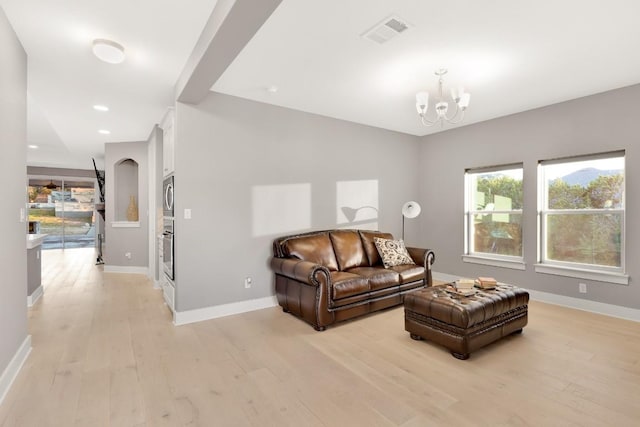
[373, 237, 416, 268]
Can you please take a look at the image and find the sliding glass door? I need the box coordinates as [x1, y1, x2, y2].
[28, 177, 97, 249]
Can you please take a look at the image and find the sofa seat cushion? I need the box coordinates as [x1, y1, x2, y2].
[283, 233, 339, 271]
[346, 267, 400, 291]
[329, 230, 368, 270]
[331, 271, 370, 300]
[359, 231, 393, 267]
[389, 264, 425, 284]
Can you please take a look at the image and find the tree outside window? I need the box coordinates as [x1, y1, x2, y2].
[539, 152, 624, 271]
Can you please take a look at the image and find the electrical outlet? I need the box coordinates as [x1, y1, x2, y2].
[244, 277, 252, 289]
[579, 283, 587, 293]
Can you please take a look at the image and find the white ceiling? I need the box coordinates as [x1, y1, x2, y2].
[2, 0, 640, 170]
[1, 0, 218, 170]
[213, 0, 640, 137]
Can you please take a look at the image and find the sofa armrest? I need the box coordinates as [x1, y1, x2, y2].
[406, 247, 435, 286]
[270, 257, 331, 286]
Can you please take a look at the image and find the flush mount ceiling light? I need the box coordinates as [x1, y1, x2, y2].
[98, 129, 111, 135]
[93, 104, 109, 112]
[92, 39, 125, 64]
[415, 68, 470, 127]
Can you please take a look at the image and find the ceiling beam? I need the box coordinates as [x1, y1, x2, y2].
[175, 0, 283, 104]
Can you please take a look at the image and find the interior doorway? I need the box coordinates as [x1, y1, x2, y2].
[28, 176, 97, 250]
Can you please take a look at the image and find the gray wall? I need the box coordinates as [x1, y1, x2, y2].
[418, 84, 639, 309]
[0, 6, 28, 380]
[174, 92, 421, 311]
[104, 141, 149, 268]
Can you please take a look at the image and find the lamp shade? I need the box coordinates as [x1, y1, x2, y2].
[401, 201, 421, 219]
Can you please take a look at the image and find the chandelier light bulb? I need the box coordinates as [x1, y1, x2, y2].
[451, 86, 465, 102]
[459, 92, 471, 109]
[415, 92, 429, 114]
[435, 101, 448, 117]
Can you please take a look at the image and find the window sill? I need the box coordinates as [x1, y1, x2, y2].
[111, 221, 140, 228]
[462, 255, 526, 270]
[534, 264, 629, 285]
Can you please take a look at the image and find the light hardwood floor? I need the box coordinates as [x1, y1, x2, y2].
[1, 248, 639, 426]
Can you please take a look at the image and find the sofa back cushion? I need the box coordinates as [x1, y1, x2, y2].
[329, 230, 368, 271]
[283, 233, 339, 271]
[359, 231, 394, 266]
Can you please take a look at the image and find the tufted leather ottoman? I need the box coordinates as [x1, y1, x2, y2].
[404, 284, 529, 359]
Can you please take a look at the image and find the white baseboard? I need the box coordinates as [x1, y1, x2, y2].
[0, 335, 32, 406]
[174, 296, 278, 326]
[104, 265, 149, 275]
[27, 285, 43, 307]
[527, 289, 640, 323]
[433, 271, 640, 323]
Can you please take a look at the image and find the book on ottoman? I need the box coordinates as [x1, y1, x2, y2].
[475, 277, 497, 289]
[455, 278, 476, 289]
[446, 284, 476, 296]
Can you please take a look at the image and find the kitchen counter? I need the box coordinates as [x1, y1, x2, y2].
[27, 233, 47, 249]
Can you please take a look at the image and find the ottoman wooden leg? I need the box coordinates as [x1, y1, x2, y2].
[452, 352, 470, 360]
[410, 333, 424, 341]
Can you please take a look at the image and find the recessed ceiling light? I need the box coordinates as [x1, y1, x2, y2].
[98, 129, 111, 135]
[92, 39, 125, 64]
[267, 85, 278, 93]
[28, 144, 39, 149]
[93, 104, 109, 112]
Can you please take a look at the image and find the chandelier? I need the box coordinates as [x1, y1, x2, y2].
[415, 68, 470, 127]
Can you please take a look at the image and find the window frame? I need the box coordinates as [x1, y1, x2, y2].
[463, 163, 525, 269]
[536, 151, 629, 285]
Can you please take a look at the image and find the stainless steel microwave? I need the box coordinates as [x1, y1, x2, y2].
[163, 175, 174, 218]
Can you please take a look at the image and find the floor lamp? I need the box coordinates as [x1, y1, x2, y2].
[402, 201, 422, 240]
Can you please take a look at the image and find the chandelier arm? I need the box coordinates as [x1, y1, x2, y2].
[445, 109, 466, 124]
[443, 103, 461, 122]
[419, 114, 438, 127]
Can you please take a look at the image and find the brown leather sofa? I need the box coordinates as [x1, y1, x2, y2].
[270, 229, 435, 330]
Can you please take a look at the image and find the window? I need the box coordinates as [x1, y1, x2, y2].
[537, 151, 627, 283]
[28, 177, 97, 250]
[464, 165, 523, 268]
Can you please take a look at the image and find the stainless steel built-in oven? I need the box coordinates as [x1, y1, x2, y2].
[162, 220, 174, 280]
[163, 175, 174, 218]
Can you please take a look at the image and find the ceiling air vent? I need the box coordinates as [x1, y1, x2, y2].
[362, 15, 411, 44]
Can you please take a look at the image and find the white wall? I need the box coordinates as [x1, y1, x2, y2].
[0, 5, 28, 398]
[174, 92, 421, 311]
[147, 125, 163, 283]
[104, 141, 149, 270]
[418, 84, 640, 309]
